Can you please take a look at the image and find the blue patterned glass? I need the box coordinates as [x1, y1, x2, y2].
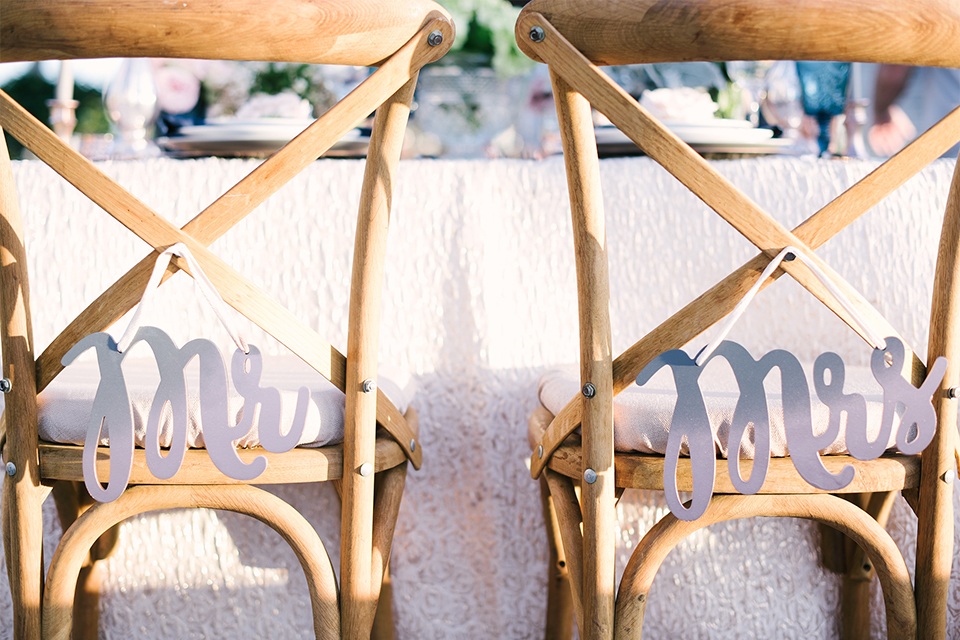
[795, 61, 851, 155]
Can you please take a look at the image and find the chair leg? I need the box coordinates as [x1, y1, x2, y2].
[550, 66, 616, 640]
[540, 476, 574, 640]
[52, 481, 123, 640]
[336, 463, 408, 640]
[340, 70, 418, 640]
[3, 467, 45, 640]
[545, 470, 586, 636]
[370, 564, 395, 640]
[818, 492, 898, 640]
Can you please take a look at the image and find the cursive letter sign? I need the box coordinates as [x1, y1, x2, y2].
[65, 326, 310, 502]
[637, 337, 947, 521]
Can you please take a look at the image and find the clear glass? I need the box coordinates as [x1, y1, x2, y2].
[104, 58, 161, 159]
[726, 60, 774, 126]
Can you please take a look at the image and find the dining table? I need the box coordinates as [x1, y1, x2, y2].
[1, 153, 958, 639]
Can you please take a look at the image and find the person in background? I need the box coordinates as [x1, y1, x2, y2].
[869, 64, 960, 158]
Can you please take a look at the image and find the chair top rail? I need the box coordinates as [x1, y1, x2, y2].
[1, 0, 451, 67]
[518, 0, 960, 68]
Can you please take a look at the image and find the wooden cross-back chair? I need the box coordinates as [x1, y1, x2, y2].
[516, 0, 960, 638]
[0, 1, 453, 639]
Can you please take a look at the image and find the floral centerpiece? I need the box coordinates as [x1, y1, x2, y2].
[153, 59, 356, 128]
[438, 0, 532, 77]
[414, 0, 534, 156]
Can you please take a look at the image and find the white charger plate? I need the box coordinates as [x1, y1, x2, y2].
[158, 120, 369, 158]
[595, 120, 789, 156]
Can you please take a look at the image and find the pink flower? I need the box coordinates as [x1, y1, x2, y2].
[155, 65, 201, 115]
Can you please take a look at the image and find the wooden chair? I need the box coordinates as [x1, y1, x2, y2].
[0, 1, 454, 639]
[515, 1, 960, 638]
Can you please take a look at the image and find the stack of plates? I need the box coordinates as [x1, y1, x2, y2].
[157, 119, 370, 158]
[595, 119, 792, 156]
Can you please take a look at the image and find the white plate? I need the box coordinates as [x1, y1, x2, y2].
[595, 121, 773, 147]
[176, 118, 316, 141]
[158, 123, 369, 158]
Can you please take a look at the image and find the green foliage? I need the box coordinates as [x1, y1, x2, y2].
[2, 64, 109, 159]
[439, 0, 533, 77]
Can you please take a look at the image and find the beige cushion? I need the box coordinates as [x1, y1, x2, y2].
[535, 361, 896, 458]
[5, 356, 411, 450]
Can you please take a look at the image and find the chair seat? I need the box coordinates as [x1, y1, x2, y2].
[3, 355, 411, 450]
[535, 361, 896, 458]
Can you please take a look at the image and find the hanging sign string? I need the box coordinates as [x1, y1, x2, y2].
[69, 242, 312, 502]
[696, 246, 887, 366]
[117, 242, 249, 355]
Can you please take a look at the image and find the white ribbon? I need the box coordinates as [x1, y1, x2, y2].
[117, 243, 249, 354]
[696, 246, 887, 366]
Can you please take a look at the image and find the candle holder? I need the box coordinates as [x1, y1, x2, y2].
[46, 98, 80, 144]
[104, 59, 161, 159]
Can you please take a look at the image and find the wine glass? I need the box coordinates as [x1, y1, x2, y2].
[103, 58, 161, 159]
[795, 61, 851, 156]
[726, 60, 774, 125]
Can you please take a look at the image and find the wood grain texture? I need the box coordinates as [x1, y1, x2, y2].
[915, 153, 960, 640]
[614, 494, 916, 640]
[0, 42, 431, 464]
[0, 123, 43, 640]
[546, 443, 921, 494]
[341, 76, 417, 640]
[545, 470, 586, 637]
[517, 0, 960, 67]
[539, 476, 574, 640]
[527, 45, 960, 480]
[368, 463, 407, 638]
[42, 485, 340, 640]
[524, 13, 912, 353]
[1, 0, 451, 67]
[38, 436, 408, 485]
[2, 14, 454, 467]
[30, 15, 451, 408]
[551, 70, 615, 640]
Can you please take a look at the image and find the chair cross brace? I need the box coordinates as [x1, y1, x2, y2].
[522, 12, 960, 477]
[0, 18, 453, 469]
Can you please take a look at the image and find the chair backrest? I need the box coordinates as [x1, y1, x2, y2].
[517, 0, 960, 636]
[1, 0, 453, 464]
[1, 2, 453, 638]
[1, 0, 451, 66]
[518, 0, 960, 67]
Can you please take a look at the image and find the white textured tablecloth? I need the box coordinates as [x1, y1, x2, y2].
[1, 155, 958, 639]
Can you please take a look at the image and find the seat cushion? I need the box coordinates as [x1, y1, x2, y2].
[535, 362, 895, 458]
[24, 356, 411, 450]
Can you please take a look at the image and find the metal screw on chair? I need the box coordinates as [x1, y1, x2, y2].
[947, 386, 959, 399]
[5, 462, 15, 477]
[538, 445, 544, 459]
[428, 30, 444, 47]
[359, 462, 374, 477]
[0, 378, 11, 393]
[362, 379, 376, 393]
[583, 468, 598, 484]
[410, 439, 417, 452]
[944, 469, 957, 484]
[529, 26, 545, 42]
[582, 383, 596, 398]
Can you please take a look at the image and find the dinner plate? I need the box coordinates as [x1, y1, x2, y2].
[596, 121, 774, 145]
[594, 121, 789, 156]
[176, 119, 315, 141]
[158, 120, 369, 158]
